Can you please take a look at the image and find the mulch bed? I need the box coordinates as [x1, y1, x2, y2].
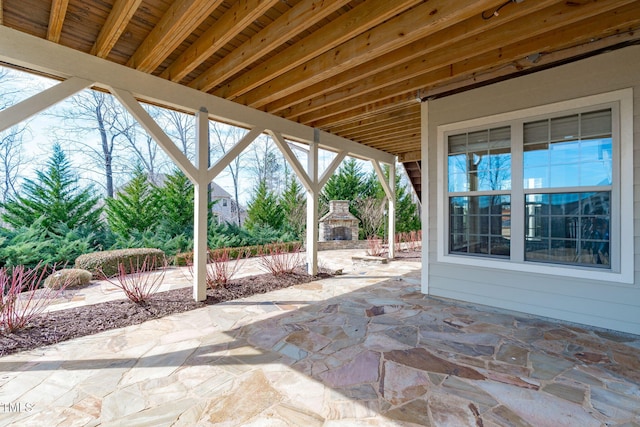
[0, 270, 331, 357]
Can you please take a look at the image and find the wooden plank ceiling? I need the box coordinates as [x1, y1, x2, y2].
[1, 0, 639, 162]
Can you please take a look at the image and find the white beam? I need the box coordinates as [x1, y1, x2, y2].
[0, 26, 395, 164]
[388, 158, 396, 259]
[420, 100, 429, 294]
[371, 160, 393, 201]
[193, 108, 210, 302]
[269, 130, 314, 192]
[0, 77, 92, 132]
[109, 86, 198, 181]
[318, 150, 346, 190]
[207, 126, 263, 182]
[306, 133, 319, 275]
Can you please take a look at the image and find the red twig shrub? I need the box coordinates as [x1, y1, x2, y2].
[206, 247, 249, 288]
[366, 236, 385, 257]
[258, 242, 304, 276]
[100, 255, 166, 304]
[0, 263, 68, 333]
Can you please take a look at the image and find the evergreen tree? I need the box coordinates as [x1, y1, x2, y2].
[279, 177, 306, 239]
[245, 179, 282, 232]
[395, 182, 421, 232]
[368, 166, 421, 234]
[1, 143, 102, 234]
[156, 168, 194, 238]
[321, 158, 368, 218]
[105, 164, 160, 237]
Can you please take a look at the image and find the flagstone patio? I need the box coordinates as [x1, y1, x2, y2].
[0, 250, 639, 426]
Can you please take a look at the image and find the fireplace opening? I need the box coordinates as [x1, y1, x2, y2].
[330, 226, 351, 241]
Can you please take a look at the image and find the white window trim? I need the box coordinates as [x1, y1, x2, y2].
[436, 89, 634, 284]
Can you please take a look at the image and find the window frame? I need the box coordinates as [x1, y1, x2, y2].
[436, 89, 633, 284]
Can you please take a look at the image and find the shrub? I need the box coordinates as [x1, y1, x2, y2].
[258, 242, 304, 276]
[366, 237, 385, 257]
[175, 241, 302, 266]
[0, 263, 69, 333]
[206, 247, 249, 288]
[75, 248, 165, 278]
[44, 268, 92, 289]
[100, 255, 166, 304]
[185, 247, 250, 288]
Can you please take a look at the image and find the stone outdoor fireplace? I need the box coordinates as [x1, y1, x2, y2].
[319, 200, 359, 242]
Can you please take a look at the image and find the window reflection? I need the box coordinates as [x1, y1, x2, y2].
[448, 127, 511, 192]
[523, 110, 612, 189]
[450, 195, 511, 257]
[525, 192, 610, 268]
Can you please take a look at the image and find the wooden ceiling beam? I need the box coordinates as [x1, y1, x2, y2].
[0, 0, 3, 25]
[237, 0, 509, 109]
[423, 28, 640, 101]
[398, 151, 422, 162]
[284, 0, 632, 120]
[126, 0, 223, 73]
[160, 0, 279, 83]
[91, 0, 143, 58]
[265, 0, 561, 114]
[313, 97, 416, 129]
[354, 132, 420, 146]
[299, 3, 640, 126]
[188, 0, 350, 92]
[211, 0, 425, 99]
[338, 118, 419, 140]
[330, 110, 421, 134]
[46, 0, 69, 43]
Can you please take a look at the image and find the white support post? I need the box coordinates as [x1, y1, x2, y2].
[388, 158, 396, 259]
[306, 130, 320, 275]
[420, 100, 429, 295]
[193, 107, 210, 301]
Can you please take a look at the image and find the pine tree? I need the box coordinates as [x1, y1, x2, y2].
[245, 179, 282, 232]
[280, 177, 306, 239]
[105, 164, 160, 237]
[321, 158, 368, 218]
[156, 168, 194, 238]
[1, 143, 102, 234]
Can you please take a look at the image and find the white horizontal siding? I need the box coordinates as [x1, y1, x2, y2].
[425, 45, 640, 335]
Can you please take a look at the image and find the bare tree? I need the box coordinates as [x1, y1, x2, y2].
[356, 197, 386, 239]
[0, 68, 30, 203]
[153, 107, 195, 160]
[0, 126, 28, 203]
[210, 122, 247, 226]
[249, 135, 283, 193]
[53, 90, 133, 198]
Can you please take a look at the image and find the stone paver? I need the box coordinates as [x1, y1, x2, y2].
[1, 249, 639, 426]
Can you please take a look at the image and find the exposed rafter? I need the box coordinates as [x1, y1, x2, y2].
[46, 0, 69, 43]
[211, 0, 425, 98]
[236, 0, 504, 108]
[160, 0, 279, 83]
[281, 0, 628, 121]
[126, 0, 223, 73]
[91, 0, 143, 58]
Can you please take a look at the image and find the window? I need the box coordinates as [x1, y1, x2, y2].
[438, 90, 632, 281]
[447, 126, 511, 257]
[222, 199, 228, 207]
[522, 110, 612, 268]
